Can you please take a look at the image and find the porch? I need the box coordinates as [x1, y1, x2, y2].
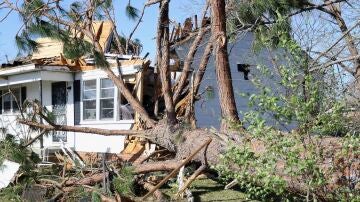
[0, 64, 75, 155]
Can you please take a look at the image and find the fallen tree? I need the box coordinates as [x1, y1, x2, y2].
[17, 114, 360, 201]
[2, 0, 360, 201]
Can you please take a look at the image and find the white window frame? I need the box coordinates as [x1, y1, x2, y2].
[82, 79, 97, 121]
[99, 78, 116, 120]
[80, 77, 134, 124]
[2, 87, 22, 114]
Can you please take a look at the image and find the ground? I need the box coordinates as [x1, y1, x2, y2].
[159, 178, 252, 202]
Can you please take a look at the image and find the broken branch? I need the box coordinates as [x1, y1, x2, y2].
[18, 119, 142, 136]
[141, 138, 212, 200]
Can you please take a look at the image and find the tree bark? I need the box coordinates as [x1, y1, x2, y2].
[134, 160, 179, 174]
[184, 41, 214, 122]
[156, 0, 177, 125]
[18, 120, 141, 136]
[90, 35, 156, 128]
[102, 67, 156, 128]
[210, 0, 240, 131]
[326, 1, 360, 84]
[172, 26, 209, 104]
[20, 116, 357, 200]
[173, 3, 209, 104]
[64, 172, 108, 186]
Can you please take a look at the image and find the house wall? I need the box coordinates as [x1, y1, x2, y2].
[0, 80, 76, 150]
[0, 69, 130, 155]
[73, 68, 137, 154]
[173, 32, 293, 130]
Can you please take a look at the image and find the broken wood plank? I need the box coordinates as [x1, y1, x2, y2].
[175, 164, 207, 199]
[141, 138, 212, 200]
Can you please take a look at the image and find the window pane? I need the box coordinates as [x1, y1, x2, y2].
[12, 88, 21, 111]
[101, 109, 114, 119]
[100, 99, 114, 119]
[83, 100, 96, 120]
[84, 100, 96, 109]
[12, 101, 19, 111]
[83, 80, 97, 120]
[101, 89, 114, 98]
[83, 109, 96, 120]
[3, 94, 11, 112]
[3, 101, 11, 112]
[101, 78, 114, 88]
[84, 80, 96, 90]
[83, 90, 96, 100]
[100, 99, 114, 109]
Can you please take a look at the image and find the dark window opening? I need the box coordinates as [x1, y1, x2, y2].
[117, 83, 134, 120]
[2, 87, 25, 113]
[237, 64, 250, 80]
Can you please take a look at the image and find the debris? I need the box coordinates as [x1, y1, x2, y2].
[60, 140, 85, 168]
[141, 138, 212, 200]
[0, 160, 20, 189]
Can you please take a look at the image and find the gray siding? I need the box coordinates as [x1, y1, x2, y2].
[174, 32, 292, 130]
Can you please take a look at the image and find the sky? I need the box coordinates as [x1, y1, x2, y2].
[0, 0, 206, 64]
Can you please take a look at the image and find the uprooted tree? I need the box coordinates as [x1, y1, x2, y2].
[1, 0, 360, 201]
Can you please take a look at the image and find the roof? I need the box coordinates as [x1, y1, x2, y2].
[30, 21, 114, 69]
[32, 37, 64, 60]
[0, 64, 73, 77]
[0, 21, 150, 75]
[88, 21, 114, 52]
[170, 15, 211, 47]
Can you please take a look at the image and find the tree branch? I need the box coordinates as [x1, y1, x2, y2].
[18, 119, 142, 136]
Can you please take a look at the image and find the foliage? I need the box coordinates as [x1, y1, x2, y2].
[216, 31, 359, 201]
[226, 0, 308, 47]
[0, 185, 23, 202]
[125, 3, 139, 21]
[66, 186, 91, 201]
[0, 135, 41, 176]
[112, 166, 135, 196]
[0, 135, 42, 201]
[91, 191, 102, 202]
[15, 0, 141, 60]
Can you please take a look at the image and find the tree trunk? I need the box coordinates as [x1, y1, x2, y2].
[172, 26, 209, 104]
[210, 0, 240, 131]
[157, 0, 177, 125]
[91, 37, 156, 128]
[102, 67, 156, 128]
[184, 41, 214, 124]
[327, 1, 360, 85]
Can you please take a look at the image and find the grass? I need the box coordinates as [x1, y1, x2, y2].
[160, 178, 252, 202]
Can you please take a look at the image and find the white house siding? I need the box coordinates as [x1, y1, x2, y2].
[0, 80, 75, 150]
[0, 63, 142, 156]
[72, 69, 135, 154]
[173, 32, 292, 130]
[0, 81, 40, 143]
[73, 122, 131, 153]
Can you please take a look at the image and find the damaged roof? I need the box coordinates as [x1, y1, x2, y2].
[1, 21, 149, 72]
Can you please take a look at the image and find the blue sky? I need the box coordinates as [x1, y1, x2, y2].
[0, 0, 206, 64]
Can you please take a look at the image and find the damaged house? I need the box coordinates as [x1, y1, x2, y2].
[0, 21, 153, 159]
[0, 17, 308, 161]
[170, 16, 300, 130]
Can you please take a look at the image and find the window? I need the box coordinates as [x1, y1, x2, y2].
[100, 78, 115, 119]
[237, 64, 251, 80]
[2, 88, 22, 113]
[81, 78, 132, 122]
[83, 80, 97, 120]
